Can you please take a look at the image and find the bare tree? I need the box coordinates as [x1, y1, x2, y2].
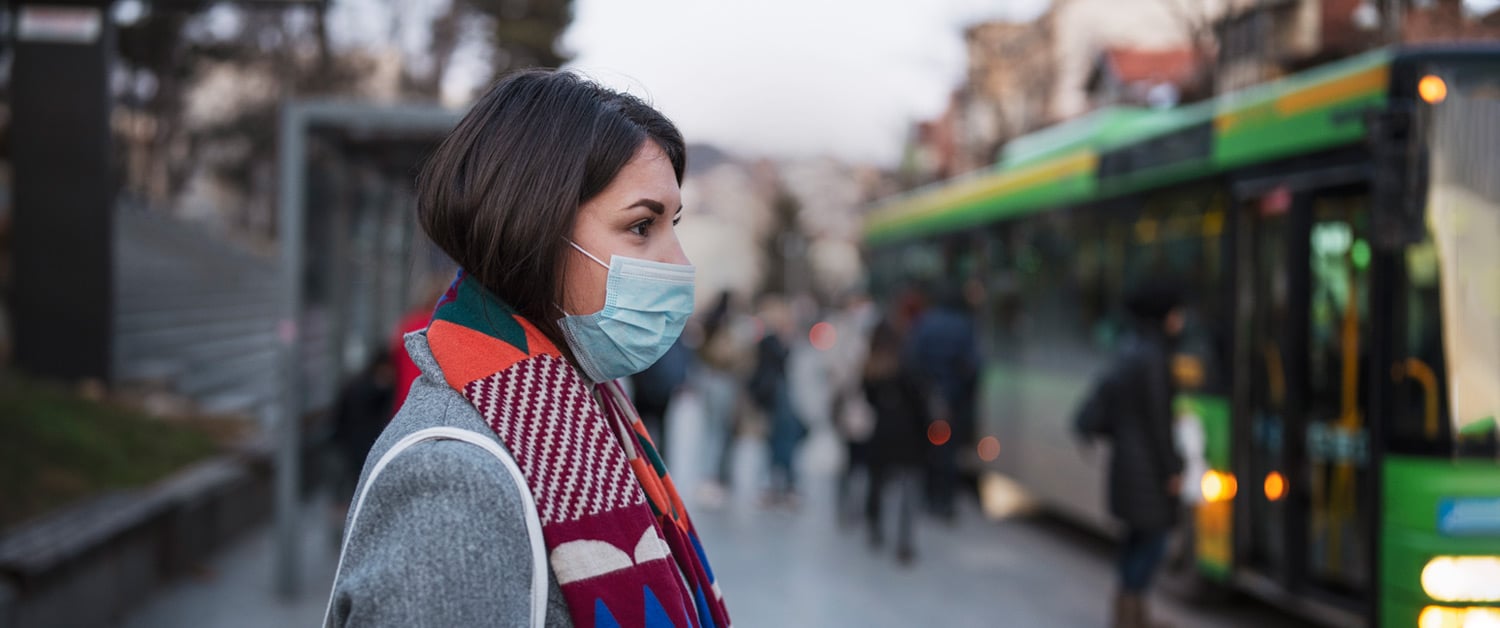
[1158, 0, 1227, 101]
[463, 0, 575, 77]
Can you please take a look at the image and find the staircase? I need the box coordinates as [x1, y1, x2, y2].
[113, 210, 333, 421]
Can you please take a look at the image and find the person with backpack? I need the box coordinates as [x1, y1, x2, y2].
[1075, 281, 1186, 628]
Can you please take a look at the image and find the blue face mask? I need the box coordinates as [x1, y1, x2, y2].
[558, 241, 695, 382]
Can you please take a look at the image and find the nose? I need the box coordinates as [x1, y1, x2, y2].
[661, 231, 690, 266]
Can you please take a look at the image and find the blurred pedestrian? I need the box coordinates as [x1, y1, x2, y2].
[629, 335, 692, 461]
[827, 293, 879, 526]
[696, 291, 751, 505]
[903, 281, 983, 522]
[328, 350, 395, 535]
[325, 70, 730, 628]
[861, 319, 931, 566]
[749, 294, 806, 508]
[1074, 280, 1186, 628]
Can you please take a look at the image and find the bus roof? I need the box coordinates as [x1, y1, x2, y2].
[865, 48, 1395, 245]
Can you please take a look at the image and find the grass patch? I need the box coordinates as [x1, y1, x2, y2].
[0, 377, 223, 529]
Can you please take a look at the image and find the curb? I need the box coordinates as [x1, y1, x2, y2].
[0, 442, 275, 628]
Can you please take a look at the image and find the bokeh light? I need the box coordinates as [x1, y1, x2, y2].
[978, 436, 1001, 462]
[928, 420, 952, 446]
[809, 321, 837, 351]
[1264, 471, 1286, 502]
[1419, 74, 1448, 104]
[1201, 470, 1238, 503]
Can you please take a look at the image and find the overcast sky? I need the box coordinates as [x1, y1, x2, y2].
[561, 0, 1050, 166]
[322, 0, 1500, 166]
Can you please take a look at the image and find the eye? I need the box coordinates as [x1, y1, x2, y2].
[672, 214, 683, 227]
[629, 218, 653, 237]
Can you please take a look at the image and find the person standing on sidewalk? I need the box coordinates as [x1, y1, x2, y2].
[749, 294, 805, 508]
[696, 291, 752, 505]
[903, 282, 982, 522]
[1074, 281, 1186, 628]
[861, 318, 930, 566]
[325, 70, 729, 628]
[629, 336, 692, 462]
[327, 350, 396, 540]
[827, 293, 879, 526]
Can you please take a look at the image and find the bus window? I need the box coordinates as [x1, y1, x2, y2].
[1389, 236, 1452, 455]
[1423, 64, 1500, 459]
[1124, 188, 1230, 394]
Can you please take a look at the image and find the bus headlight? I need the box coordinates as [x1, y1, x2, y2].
[1420, 606, 1500, 628]
[1422, 556, 1500, 602]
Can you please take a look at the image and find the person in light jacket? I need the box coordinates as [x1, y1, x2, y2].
[324, 70, 730, 628]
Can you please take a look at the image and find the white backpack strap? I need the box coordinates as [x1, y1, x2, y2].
[323, 427, 549, 628]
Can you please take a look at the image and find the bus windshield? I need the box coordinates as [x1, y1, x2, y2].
[1427, 64, 1500, 458]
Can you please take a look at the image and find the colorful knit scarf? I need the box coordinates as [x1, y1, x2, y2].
[426, 274, 731, 628]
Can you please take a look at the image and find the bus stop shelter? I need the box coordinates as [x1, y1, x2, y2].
[273, 100, 463, 597]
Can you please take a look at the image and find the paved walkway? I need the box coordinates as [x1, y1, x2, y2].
[124, 355, 1313, 627]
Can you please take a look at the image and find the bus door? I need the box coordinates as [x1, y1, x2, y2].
[1238, 186, 1295, 582]
[1238, 183, 1377, 607]
[1302, 188, 1376, 602]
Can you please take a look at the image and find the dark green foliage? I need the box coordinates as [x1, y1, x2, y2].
[0, 379, 220, 529]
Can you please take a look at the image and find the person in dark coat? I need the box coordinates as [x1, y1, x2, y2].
[328, 350, 397, 538]
[1075, 281, 1186, 628]
[749, 295, 806, 507]
[862, 319, 931, 566]
[630, 335, 693, 461]
[903, 282, 982, 521]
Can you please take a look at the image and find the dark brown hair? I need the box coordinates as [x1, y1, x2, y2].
[417, 70, 685, 357]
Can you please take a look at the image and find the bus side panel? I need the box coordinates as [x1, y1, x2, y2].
[984, 363, 1114, 532]
[1180, 394, 1234, 580]
[1381, 456, 1500, 626]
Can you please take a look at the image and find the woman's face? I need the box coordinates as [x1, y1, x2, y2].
[562, 140, 688, 316]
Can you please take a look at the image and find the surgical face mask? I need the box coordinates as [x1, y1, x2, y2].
[558, 241, 695, 382]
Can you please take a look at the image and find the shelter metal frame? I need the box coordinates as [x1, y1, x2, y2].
[274, 100, 463, 598]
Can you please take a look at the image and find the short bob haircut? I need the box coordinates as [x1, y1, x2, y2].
[417, 70, 686, 360]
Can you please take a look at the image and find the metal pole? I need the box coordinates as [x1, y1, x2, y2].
[274, 103, 307, 600]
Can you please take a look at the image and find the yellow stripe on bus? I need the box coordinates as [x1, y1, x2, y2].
[1276, 65, 1388, 116]
[1215, 65, 1388, 133]
[867, 150, 1097, 233]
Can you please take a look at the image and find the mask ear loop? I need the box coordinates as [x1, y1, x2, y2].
[567, 240, 611, 270]
[557, 240, 609, 317]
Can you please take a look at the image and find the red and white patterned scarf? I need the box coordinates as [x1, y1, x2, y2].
[426, 275, 730, 628]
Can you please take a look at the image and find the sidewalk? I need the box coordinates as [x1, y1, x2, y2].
[120, 495, 337, 628]
[122, 346, 1313, 627]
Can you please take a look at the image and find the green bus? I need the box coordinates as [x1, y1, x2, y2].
[864, 45, 1500, 627]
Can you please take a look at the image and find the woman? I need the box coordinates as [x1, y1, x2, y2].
[861, 319, 930, 566]
[324, 70, 731, 628]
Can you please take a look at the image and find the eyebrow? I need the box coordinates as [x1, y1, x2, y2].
[623, 199, 684, 216]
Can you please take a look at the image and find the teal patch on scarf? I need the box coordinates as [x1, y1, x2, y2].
[434, 278, 530, 352]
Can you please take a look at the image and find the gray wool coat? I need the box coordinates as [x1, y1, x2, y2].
[324, 331, 575, 627]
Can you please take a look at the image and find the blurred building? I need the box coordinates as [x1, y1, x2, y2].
[1216, 0, 1500, 94]
[1086, 47, 1207, 109]
[1403, 0, 1500, 41]
[904, 0, 1230, 184]
[678, 152, 777, 307]
[1049, 0, 1229, 119]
